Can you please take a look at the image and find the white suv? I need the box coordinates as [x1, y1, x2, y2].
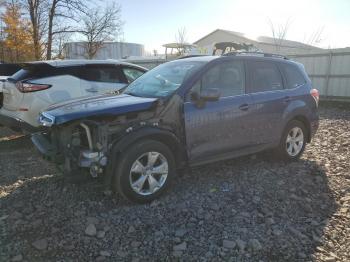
[0, 60, 147, 132]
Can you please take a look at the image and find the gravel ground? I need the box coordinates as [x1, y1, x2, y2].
[0, 104, 349, 262]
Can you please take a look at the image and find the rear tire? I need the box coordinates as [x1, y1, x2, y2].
[275, 120, 307, 161]
[113, 140, 175, 203]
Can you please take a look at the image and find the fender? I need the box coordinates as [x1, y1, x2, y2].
[103, 126, 186, 190]
[109, 126, 186, 163]
[282, 100, 309, 121]
[282, 99, 313, 141]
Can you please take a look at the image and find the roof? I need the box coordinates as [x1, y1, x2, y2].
[171, 56, 219, 63]
[23, 59, 148, 70]
[193, 29, 246, 44]
[256, 36, 318, 49]
[194, 29, 320, 49]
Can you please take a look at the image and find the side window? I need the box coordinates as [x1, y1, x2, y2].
[122, 67, 144, 83]
[280, 63, 306, 89]
[56, 66, 80, 78]
[80, 66, 123, 83]
[250, 61, 283, 93]
[199, 61, 245, 97]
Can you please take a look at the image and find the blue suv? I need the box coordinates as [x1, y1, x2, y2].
[32, 53, 319, 203]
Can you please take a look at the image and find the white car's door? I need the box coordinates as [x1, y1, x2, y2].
[80, 64, 127, 96]
[33, 67, 83, 104]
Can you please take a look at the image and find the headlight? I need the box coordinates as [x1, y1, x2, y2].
[39, 112, 55, 127]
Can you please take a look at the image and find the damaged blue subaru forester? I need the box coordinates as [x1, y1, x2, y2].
[32, 53, 319, 203]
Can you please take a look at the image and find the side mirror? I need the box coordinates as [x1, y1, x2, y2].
[200, 88, 220, 102]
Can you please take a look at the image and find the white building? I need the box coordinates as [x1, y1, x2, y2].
[194, 29, 322, 55]
[64, 41, 144, 60]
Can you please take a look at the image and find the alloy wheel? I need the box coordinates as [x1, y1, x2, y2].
[286, 127, 304, 157]
[129, 152, 169, 196]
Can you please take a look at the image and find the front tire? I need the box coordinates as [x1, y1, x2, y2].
[113, 140, 175, 203]
[276, 120, 307, 161]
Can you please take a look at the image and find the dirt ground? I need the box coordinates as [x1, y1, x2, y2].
[0, 104, 349, 262]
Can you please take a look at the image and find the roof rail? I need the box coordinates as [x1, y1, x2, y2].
[176, 55, 209, 60]
[222, 51, 289, 60]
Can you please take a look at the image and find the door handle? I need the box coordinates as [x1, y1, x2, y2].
[284, 96, 291, 103]
[239, 103, 249, 111]
[86, 88, 98, 93]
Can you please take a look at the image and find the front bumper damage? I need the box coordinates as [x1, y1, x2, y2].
[32, 94, 186, 181]
[31, 121, 109, 177]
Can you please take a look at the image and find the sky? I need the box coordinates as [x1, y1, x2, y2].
[107, 0, 350, 53]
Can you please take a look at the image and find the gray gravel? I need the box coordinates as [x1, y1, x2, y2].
[0, 104, 349, 261]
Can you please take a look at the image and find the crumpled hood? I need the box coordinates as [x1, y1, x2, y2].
[40, 94, 158, 126]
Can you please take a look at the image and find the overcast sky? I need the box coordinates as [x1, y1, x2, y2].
[109, 0, 350, 53]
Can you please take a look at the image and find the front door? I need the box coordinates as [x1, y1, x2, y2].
[184, 60, 254, 162]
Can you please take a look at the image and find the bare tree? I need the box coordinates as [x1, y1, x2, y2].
[45, 0, 88, 60]
[24, 0, 47, 59]
[51, 30, 71, 59]
[17, 0, 88, 60]
[175, 27, 187, 55]
[78, 3, 123, 59]
[305, 26, 325, 46]
[267, 18, 292, 51]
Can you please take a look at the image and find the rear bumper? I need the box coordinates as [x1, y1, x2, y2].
[0, 113, 40, 133]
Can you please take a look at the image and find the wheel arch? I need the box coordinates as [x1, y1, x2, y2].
[103, 127, 186, 191]
[289, 115, 311, 142]
[110, 127, 187, 167]
[282, 100, 313, 143]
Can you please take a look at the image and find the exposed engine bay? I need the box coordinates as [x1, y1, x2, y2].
[32, 95, 186, 179]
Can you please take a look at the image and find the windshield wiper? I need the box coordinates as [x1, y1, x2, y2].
[124, 91, 143, 97]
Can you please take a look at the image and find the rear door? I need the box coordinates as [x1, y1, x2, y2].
[2, 65, 83, 111]
[246, 60, 289, 145]
[80, 64, 128, 96]
[184, 60, 255, 161]
[32, 66, 83, 104]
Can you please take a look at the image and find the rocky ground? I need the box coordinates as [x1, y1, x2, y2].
[0, 103, 349, 262]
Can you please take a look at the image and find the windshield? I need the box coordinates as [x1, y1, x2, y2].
[123, 60, 206, 98]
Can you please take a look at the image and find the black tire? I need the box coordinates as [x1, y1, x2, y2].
[113, 139, 175, 203]
[275, 120, 307, 161]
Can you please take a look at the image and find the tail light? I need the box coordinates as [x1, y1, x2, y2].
[310, 88, 319, 106]
[16, 82, 51, 93]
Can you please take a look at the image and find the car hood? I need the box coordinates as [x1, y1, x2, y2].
[40, 94, 158, 126]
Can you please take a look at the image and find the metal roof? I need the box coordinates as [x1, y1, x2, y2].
[194, 29, 321, 49]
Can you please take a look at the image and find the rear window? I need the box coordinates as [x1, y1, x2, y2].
[0, 64, 21, 76]
[249, 61, 283, 93]
[10, 68, 48, 82]
[9, 65, 79, 82]
[280, 63, 306, 89]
